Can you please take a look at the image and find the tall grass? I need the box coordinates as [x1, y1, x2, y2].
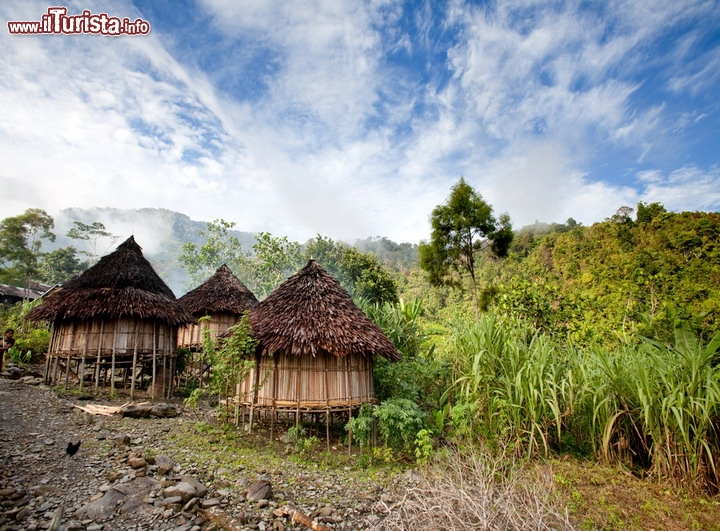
[441, 313, 720, 492]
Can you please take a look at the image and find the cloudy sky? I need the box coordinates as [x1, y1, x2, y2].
[2, 0, 719, 243]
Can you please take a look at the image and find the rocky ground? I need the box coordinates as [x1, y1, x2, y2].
[0, 365, 410, 531]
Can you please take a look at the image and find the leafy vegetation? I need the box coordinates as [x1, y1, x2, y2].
[179, 221, 398, 304]
[419, 177, 513, 313]
[0, 208, 56, 286]
[0, 299, 50, 360]
[184, 314, 258, 422]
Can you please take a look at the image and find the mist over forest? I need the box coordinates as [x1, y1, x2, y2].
[49, 208, 257, 295]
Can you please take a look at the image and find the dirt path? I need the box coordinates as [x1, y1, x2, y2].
[0, 371, 404, 530]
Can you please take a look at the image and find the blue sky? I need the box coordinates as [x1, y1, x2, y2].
[1, 0, 719, 244]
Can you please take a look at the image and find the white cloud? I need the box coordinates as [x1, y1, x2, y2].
[0, 0, 717, 248]
[640, 166, 720, 211]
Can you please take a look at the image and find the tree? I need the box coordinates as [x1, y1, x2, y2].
[38, 246, 88, 284]
[305, 235, 398, 305]
[0, 209, 56, 286]
[250, 232, 304, 298]
[636, 202, 667, 223]
[66, 221, 119, 263]
[419, 178, 513, 313]
[178, 219, 250, 287]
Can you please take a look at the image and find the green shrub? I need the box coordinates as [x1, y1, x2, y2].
[14, 328, 50, 359]
[374, 398, 426, 454]
[346, 398, 428, 457]
[345, 403, 374, 448]
[7, 346, 31, 365]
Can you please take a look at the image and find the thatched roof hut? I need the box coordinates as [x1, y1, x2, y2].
[239, 260, 400, 416]
[27, 236, 194, 396]
[177, 264, 258, 349]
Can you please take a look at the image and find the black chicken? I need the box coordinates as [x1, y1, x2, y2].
[66, 440, 81, 456]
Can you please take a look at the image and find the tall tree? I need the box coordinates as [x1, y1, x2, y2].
[0, 209, 56, 286]
[419, 178, 513, 313]
[66, 221, 119, 263]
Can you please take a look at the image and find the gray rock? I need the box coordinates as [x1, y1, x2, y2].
[155, 455, 174, 476]
[120, 404, 152, 418]
[150, 404, 179, 418]
[247, 480, 272, 501]
[180, 475, 207, 498]
[76, 488, 125, 520]
[162, 495, 183, 506]
[162, 481, 197, 503]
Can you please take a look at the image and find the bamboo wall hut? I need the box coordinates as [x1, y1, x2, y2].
[26, 236, 195, 397]
[239, 260, 400, 426]
[177, 264, 258, 350]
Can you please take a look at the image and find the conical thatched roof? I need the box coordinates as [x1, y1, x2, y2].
[26, 236, 195, 325]
[178, 264, 258, 314]
[249, 260, 400, 361]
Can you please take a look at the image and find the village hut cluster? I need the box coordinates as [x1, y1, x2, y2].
[27, 237, 400, 439]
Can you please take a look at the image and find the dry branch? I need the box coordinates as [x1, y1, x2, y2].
[282, 505, 333, 531]
[73, 401, 136, 416]
[73, 404, 123, 416]
[198, 507, 242, 530]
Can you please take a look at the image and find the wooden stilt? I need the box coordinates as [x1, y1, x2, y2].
[162, 354, 167, 399]
[63, 322, 75, 389]
[347, 405, 353, 456]
[95, 321, 104, 394]
[130, 319, 138, 399]
[270, 404, 275, 442]
[168, 344, 175, 399]
[344, 356, 352, 455]
[43, 352, 51, 385]
[324, 362, 331, 451]
[326, 408, 330, 452]
[111, 326, 117, 396]
[295, 359, 301, 428]
[52, 353, 60, 386]
[79, 321, 89, 390]
[151, 321, 157, 399]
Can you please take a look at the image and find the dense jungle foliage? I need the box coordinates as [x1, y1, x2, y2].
[370, 202, 720, 494]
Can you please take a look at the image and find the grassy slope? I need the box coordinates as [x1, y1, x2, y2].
[551, 458, 720, 531]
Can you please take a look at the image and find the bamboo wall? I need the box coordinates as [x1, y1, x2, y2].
[49, 318, 176, 359]
[177, 313, 238, 350]
[237, 351, 374, 411]
[45, 317, 178, 397]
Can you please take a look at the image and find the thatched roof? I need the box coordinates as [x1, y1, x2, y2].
[26, 236, 195, 325]
[178, 264, 258, 315]
[249, 260, 400, 361]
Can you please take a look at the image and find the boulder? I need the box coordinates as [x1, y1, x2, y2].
[246, 480, 272, 501]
